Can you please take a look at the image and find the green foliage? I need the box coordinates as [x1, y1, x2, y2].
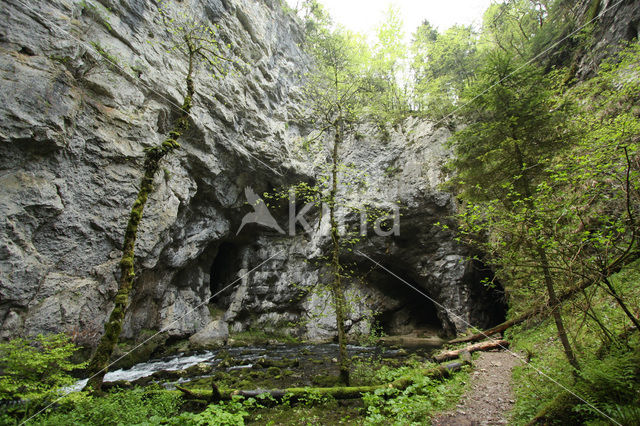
[452, 44, 640, 308]
[89, 41, 120, 70]
[302, 25, 369, 130]
[170, 396, 250, 425]
[411, 22, 478, 119]
[278, 0, 296, 16]
[298, 0, 333, 44]
[0, 334, 85, 402]
[364, 5, 409, 120]
[356, 359, 469, 425]
[509, 261, 640, 424]
[479, 1, 549, 60]
[436, 0, 640, 418]
[36, 388, 182, 426]
[156, 0, 234, 79]
[357, 318, 386, 346]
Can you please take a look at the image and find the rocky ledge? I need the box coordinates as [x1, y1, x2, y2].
[0, 0, 504, 353]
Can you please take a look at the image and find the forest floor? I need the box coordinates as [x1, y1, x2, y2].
[431, 350, 520, 426]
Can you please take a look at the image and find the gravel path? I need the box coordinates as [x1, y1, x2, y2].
[432, 350, 520, 426]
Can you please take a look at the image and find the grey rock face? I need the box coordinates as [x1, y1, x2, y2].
[0, 0, 504, 350]
[220, 119, 506, 339]
[0, 0, 311, 343]
[576, 0, 640, 79]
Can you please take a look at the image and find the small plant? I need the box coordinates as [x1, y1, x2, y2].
[79, 0, 113, 31]
[0, 333, 85, 403]
[170, 396, 250, 425]
[359, 361, 469, 425]
[163, 167, 171, 181]
[38, 387, 182, 425]
[89, 41, 120, 71]
[130, 60, 148, 78]
[384, 165, 398, 177]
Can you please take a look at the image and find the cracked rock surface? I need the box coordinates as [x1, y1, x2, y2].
[1, 0, 504, 348]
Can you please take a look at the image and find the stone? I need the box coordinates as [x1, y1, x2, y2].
[189, 320, 229, 348]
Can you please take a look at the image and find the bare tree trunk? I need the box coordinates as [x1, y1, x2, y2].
[514, 142, 580, 371]
[537, 246, 580, 371]
[602, 277, 640, 331]
[330, 119, 349, 386]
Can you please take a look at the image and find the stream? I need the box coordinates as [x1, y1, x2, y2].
[70, 343, 433, 392]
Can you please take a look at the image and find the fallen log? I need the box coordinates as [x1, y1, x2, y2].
[450, 279, 595, 344]
[379, 335, 445, 349]
[434, 340, 509, 362]
[178, 360, 468, 402]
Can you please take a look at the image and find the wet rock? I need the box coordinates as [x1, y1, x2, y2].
[254, 357, 299, 369]
[184, 362, 215, 377]
[189, 320, 229, 348]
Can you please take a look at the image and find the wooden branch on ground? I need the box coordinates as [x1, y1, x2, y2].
[434, 340, 509, 362]
[449, 279, 595, 344]
[450, 250, 640, 346]
[179, 360, 468, 403]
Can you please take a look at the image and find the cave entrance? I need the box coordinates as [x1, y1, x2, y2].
[209, 242, 241, 307]
[374, 292, 442, 337]
[366, 268, 443, 336]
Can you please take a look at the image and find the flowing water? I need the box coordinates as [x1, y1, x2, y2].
[70, 343, 421, 392]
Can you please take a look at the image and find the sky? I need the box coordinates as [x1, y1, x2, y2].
[285, 0, 494, 41]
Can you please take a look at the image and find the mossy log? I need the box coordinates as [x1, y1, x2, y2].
[178, 360, 468, 403]
[434, 340, 509, 362]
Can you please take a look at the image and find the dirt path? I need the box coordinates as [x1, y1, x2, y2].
[432, 350, 520, 426]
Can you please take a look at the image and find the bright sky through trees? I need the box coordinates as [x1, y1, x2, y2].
[286, 0, 493, 39]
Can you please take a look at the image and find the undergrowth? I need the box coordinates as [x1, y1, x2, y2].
[0, 349, 468, 425]
[508, 262, 640, 425]
[353, 356, 470, 425]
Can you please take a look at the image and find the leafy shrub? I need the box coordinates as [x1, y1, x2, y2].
[0, 334, 85, 402]
[362, 372, 469, 425]
[351, 357, 469, 424]
[169, 396, 251, 426]
[37, 388, 182, 425]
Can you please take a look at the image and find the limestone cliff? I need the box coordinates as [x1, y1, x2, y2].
[0, 0, 503, 349]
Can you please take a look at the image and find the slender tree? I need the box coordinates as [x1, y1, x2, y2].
[299, 18, 370, 385]
[86, 2, 231, 392]
[450, 53, 581, 370]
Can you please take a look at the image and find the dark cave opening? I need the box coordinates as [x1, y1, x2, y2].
[467, 259, 508, 328]
[209, 241, 241, 306]
[357, 263, 445, 336]
[372, 282, 443, 336]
